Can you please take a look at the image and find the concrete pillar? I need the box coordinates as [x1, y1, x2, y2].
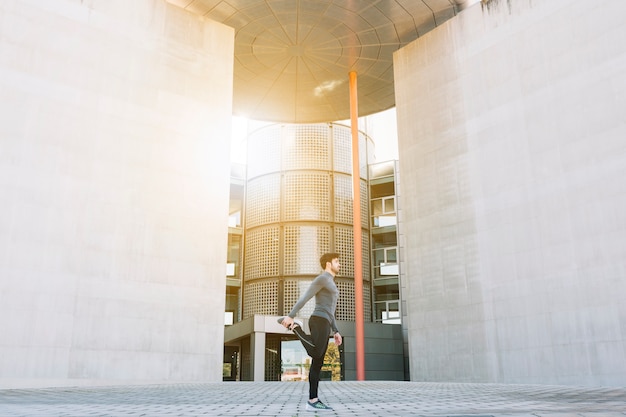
[0, 0, 234, 388]
[251, 332, 266, 382]
[394, 0, 626, 386]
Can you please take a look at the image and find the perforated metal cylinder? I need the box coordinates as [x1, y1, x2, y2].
[243, 123, 371, 321]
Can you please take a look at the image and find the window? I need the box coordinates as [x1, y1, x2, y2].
[227, 233, 241, 277]
[371, 196, 396, 227]
[374, 300, 401, 324]
[373, 247, 398, 278]
[224, 311, 234, 326]
[228, 211, 241, 227]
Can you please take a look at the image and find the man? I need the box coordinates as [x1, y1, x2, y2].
[278, 252, 343, 412]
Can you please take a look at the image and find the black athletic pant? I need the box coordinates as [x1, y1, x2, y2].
[293, 315, 331, 400]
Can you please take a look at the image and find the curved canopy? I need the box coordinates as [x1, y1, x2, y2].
[167, 0, 476, 122]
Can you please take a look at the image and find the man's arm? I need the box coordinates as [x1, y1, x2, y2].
[280, 277, 323, 329]
[287, 275, 324, 318]
[330, 315, 339, 334]
[330, 314, 342, 345]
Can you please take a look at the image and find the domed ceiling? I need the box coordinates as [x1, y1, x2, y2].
[166, 0, 478, 123]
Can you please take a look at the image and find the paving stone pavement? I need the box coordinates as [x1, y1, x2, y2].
[1, 381, 625, 417]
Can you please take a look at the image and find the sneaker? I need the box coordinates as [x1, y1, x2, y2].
[277, 316, 303, 330]
[306, 400, 333, 412]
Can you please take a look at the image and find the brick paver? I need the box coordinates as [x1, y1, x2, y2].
[1, 381, 625, 416]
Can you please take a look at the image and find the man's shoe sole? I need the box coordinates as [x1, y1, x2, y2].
[306, 402, 333, 412]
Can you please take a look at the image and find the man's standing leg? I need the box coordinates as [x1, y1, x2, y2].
[307, 316, 331, 401]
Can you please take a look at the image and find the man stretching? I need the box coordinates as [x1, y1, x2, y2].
[278, 252, 343, 412]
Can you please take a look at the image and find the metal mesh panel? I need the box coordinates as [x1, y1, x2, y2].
[359, 133, 369, 179]
[284, 279, 315, 318]
[247, 126, 282, 179]
[332, 176, 368, 229]
[238, 287, 242, 322]
[361, 232, 370, 282]
[283, 173, 330, 221]
[244, 281, 279, 318]
[244, 227, 280, 279]
[334, 226, 354, 278]
[332, 126, 370, 179]
[333, 174, 353, 225]
[336, 280, 354, 321]
[243, 280, 278, 318]
[243, 122, 374, 324]
[335, 279, 372, 322]
[283, 125, 330, 171]
[332, 125, 352, 174]
[245, 175, 281, 228]
[364, 279, 371, 320]
[360, 179, 369, 229]
[284, 225, 331, 275]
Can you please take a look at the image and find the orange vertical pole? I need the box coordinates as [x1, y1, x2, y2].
[349, 70, 365, 380]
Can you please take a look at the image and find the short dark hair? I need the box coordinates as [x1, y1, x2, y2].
[320, 252, 339, 269]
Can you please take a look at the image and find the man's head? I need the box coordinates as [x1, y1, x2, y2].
[320, 252, 340, 271]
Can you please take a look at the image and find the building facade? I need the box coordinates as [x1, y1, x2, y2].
[224, 123, 406, 381]
[2, 0, 626, 389]
[394, 0, 626, 386]
[0, 0, 234, 388]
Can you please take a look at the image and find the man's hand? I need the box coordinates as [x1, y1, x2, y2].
[334, 332, 342, 346]
[281, 316, 295, 329]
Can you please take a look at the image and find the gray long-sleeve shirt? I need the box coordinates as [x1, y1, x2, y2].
[288, 271, 339, 333]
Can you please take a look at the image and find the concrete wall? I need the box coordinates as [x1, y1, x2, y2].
[340, 321, 405, 381]
[394, 0, 626, 386]
[0, 0, 234, 388]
